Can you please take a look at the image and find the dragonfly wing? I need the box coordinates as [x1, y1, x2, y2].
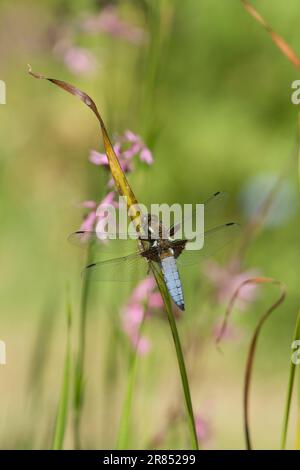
[175, 222, 240, 267]
[82, 252, 151, 282]
[68, 230, 147, 254]
[170, 191, 229, 238]
[203, 191, 230, 229]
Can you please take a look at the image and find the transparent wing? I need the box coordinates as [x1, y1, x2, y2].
[69, 230, 142, 246]
[175, 222, 240, 267]
[82, 252, 152, 282]
[170, 191, 229, 238]
[203, 191, 229, 229]
[68, 230, 145, 254]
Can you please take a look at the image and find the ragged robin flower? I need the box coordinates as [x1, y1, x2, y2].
[78, 191, 118, 233]
[89, 130, 153, 187]
[203, 258, 259, 310]
[121, 277, 163, 355]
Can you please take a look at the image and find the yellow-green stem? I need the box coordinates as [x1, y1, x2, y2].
[154, 270, 199, 450]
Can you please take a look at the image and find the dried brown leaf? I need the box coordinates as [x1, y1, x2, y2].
[217, 276, 286, 449]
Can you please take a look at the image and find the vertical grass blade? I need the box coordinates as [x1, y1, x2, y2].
[29, 70, 199, 450]
[296, 364, 300, 449]
[281, 310, 300, 449]
[73, 245, 92, 449]
[116, 349, 139, 450]
[298, 114, 300, 188]
[52, 288, 72, 450]
[154, 268, 199, 450]
[116, 312, 147, 450]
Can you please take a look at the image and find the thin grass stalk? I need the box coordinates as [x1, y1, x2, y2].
[154, 269, 199, 450]
[298, 114, 300, 188]
[217, 277, 286, 450]
[142, 0, 174, 139]
[28, 68, 199, 450]
[240, 0, 300, 70]
[296, 363, 300, 449]
[281, 310, 300, 449]
[117, 272, 199, 450]
[52, 287, 72, 450]
[73, 244, 92, 449]
[116, 338, 141, 450]
[116, 302, 147, 449]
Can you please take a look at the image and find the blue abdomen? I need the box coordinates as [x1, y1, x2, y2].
[161, 256, 185, 310]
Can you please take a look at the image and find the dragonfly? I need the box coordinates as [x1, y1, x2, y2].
[69, 191, 240, 311]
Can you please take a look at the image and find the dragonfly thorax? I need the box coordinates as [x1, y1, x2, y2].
[141, 213, 169, 241]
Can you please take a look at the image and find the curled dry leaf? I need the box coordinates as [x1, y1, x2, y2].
[216, 276, 286, 450]
[28, 65, 142, 230]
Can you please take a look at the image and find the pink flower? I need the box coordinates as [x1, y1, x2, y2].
[90, 130, 153, 187]
[78, 191, 117, 233]
[80, 200, 98, 209]
[140, 147, 153, 165]
[195, 414, 210, 444]
[122, 130, 153, 163]
[63, 47, 97, 75]
[54, 39, 97, 76]
[121, 277, 163, 355]
[130, 277, 156, 303]
[81, 6, 147, 45]
[148, 292, 163, 309]
[80, 208, 97, 232]
[89, 150, 110, 167]
[203, 259, 259, 310]
[212, 321, 242, 343]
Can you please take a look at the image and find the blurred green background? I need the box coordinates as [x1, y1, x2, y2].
[0, 0, 299, 449]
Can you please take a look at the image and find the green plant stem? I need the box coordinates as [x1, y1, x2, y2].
[297, 361, 300, 449]
[52, 287, 72, 450]
[73, 245, 92, 449]
[116, 349, 139, 450]
[281, 310, 300, 449]
[298, 114, 300, 188]
[154, 269, 199, 450]
[116, 308, 147, 450]
[142, 0, 174, 141]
